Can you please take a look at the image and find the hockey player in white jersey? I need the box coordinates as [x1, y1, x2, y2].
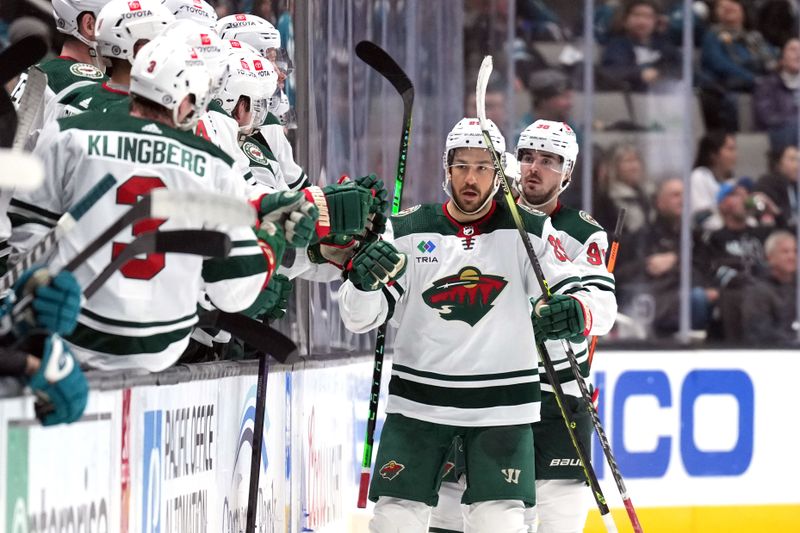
[54, 0, 175, 118]
[338, 118, 611, 532]
[161, 0, 218, 29]
[217, 13, 309, 190]
[11, 0, 111, 145]
[9, 36, 285, 372]
[428, 120, 617, 532]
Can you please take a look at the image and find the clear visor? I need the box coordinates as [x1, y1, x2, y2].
[250, 96, 270, 130]
[266, 48, 293, 75]
[518, 150, 564, 174]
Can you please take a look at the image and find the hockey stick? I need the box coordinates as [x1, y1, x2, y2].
[62, 188, 255, 273]
[82, 230, 232, 298]
[477, 56, 618, 533]
[354, 40, 414, 509]
[1, 174, 117, 291]
[12, 67, 46, 149]
[196, 310, 298, 364]
[0, 35, 48, 86]
[588, 208, 626, 365]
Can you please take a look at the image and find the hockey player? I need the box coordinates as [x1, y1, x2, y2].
[54, 0, 175, 118]
[11, 0, 111, 145]
[9, 36, 288, 372]
[161, 0, 218, 30]
[338, 118, 610, 532]
[429, 120, 618, 533]
[217, 14, 309, 190]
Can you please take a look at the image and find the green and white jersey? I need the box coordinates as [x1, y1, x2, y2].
[538, 202, 617, 395]
[195, 102, 254, 185]
[54, 81, 129, 118]
[9, 112, 268, 372]
[255, 112, 308, 190]
[339, 201, 602, 427]
[240, 134, 286, 193]
[11, 57, 106, 147]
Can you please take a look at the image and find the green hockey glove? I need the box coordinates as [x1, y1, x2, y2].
[346, 240, 407, 291]
[244, 273, 293, 320]
[256, 191, 319, 247]
[320, 181, 372, 236]
[354, 173, 389, 214]
[531, 294, 590, 343]
[307, 234, 360, 269]
[254, 220, 286, 279]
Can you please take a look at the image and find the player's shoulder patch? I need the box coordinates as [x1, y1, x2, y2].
[579, 210, 603, 229]
[396, 204, 421, 217]
[68, 63, 104, 80]
[242, 140, 269, 166]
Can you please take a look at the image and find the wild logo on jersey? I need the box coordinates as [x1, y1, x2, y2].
[422, 267, 507, 326]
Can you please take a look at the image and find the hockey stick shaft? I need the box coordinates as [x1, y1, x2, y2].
[588, 208, 626, 364]
[245, 344, 269, 533]
[1, 174, 117, 291]
[477, 56, 618, 532]
[355, 40, 414, 509]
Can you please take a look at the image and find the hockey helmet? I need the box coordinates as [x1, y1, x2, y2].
[130, 34, 212, 130]
[160, 0, 217, 30]
[52, 0, 111, 48]
[216, 49, 277, 134]
[95, 0, 174, 64]
[165, 20, 229, 96]
[516, 119, 579, 195]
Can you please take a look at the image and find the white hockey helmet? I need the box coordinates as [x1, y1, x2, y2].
[95, 0, 174, 64]
[165, 20, 228, 96]
[216, 50, 277, 134]
[130, 35, 212, 130]
[442, 118, 507, 215]
[160, 0, 217, 30]
[217, 14, 292, 74]
[516, 119, 579, 195]
[52, 0, 111, 47]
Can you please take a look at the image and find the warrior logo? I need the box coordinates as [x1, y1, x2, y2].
[422, 267, 507, 326]
[379, 460, 405, 480]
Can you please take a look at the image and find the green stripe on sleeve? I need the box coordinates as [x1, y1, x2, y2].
[202, 253, 266, 283]
[68, 323, 192, 355]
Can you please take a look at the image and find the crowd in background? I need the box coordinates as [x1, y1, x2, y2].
[471, 0, 800, 345]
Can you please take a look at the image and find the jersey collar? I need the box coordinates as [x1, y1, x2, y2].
[442, 199, 497, 230]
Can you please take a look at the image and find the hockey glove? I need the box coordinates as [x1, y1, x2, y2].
[256, 191, 319, 247]
[531, 294, 591, 343]
[242, 273, 292, 320]
[28, 335, 88, 426]
[355, 173, 389, 215]
[320, 181, 372, 236]
[254, 221, 287, 284]
[346, 240, 407, 291]
[9, 268, 82, 337]
[307, 234, 360, 269]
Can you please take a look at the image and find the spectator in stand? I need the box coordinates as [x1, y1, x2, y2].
[526, 68, 581, 145]
[691, 130, 738, 230]
[740, 230, 798, 345]
[756, 0, 797, 49]
[601, 0, 681, 92]
[604, 142, 653, 234]
[755, 144, 799, 228]
[699, 0, 777, 131]
[619, 178, 717, 337]
[753, 38, 800, 150]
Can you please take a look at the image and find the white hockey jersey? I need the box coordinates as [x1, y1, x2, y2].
[195, 104, 257, 186]
[256, 113, 308, 190]
[9, 111, 269, 372]
[538, 202, 617, 395]
[339, 201, 610, 427]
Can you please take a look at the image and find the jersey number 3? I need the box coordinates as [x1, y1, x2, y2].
[112, 176, 167, 280]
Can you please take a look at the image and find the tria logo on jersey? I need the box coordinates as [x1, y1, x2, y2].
[416, 239, 438, 263]
[379, 460, 405, 480]
[422, 267, 507, 326]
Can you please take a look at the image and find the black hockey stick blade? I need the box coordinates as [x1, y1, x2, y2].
[82, 230, 230, 299]
[355, 41, 414, 104]
[0, 35, 48, 85]
[0, 88, 17, 148]
[197, 310, 299, 364]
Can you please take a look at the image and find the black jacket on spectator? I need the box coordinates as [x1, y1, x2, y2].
[755, 172, 798, 228]
[740, 273, 797, 345]
[700, 225, 771, 286]
[753, 72, 799, 131]
[601, 33, 681, 92]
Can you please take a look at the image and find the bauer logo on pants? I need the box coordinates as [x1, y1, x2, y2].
[379, 460, 405, 480]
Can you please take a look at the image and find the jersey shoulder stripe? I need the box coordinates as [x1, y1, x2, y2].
[207, 99, 229, 116]
[551, 205, 605, 244]
[264, 112, 282, 126]
[37, 58, 106, 93]
[58, 83, 127, 114]
[56, 111, 235, 166]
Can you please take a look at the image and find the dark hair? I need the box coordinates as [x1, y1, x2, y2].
[714, 0, 753, 31]
[693, 130, 732, 169]
[768, 144, 795, 172]
[611, 0, 661, 34]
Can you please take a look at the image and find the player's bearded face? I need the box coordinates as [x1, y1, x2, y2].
[520, 150, 563, 206]
[449, 148, 496, 213]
